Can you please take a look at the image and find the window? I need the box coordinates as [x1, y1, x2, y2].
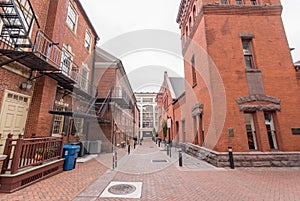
[244, 113, 258, 150]
[264, 112, 278, 149]
[250, 0, 257, 5]
[242, 39, 255, 69]
[221, 0, 228, 4]
[189, 17, 192, 33]
[66, 4, 78, 32]
[185, 25, 189, 36]
[80, 64, 89, 91]
[84, 30, 92, 51]
[61, 49, 73, 76]
[236, 0, 243, 4]
[142, 98, 152, 102]
[52, 106, 65, 135]
[191, 55, 197, 85]
[164, 95, 168, 109]
[193, 5, 196, 22]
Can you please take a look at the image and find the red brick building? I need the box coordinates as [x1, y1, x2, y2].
[158, 0, 300, 167]
[0, 0, 99, 153]
[89, 48, 139, 152]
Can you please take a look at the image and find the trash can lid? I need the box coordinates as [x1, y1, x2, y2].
[63, 144, 80, 149]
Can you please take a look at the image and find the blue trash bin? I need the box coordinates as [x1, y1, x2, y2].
[62, 144, 80, 171]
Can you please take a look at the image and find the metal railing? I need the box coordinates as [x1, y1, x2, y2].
[1, 133, 63, 174]
[32, 30, 97, 95]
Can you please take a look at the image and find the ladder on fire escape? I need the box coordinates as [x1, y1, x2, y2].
[0, 0, 39, 49]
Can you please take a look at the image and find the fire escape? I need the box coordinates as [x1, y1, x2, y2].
[0, 0, 110, 123]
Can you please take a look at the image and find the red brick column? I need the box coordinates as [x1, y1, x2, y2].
[25, 76, 57, 137]
[256, 111, 270, 152]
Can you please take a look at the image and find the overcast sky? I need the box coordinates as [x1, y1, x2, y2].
[81, 0, 300, 92]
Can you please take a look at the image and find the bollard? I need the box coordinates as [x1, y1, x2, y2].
[169, 145, 171, 158]
[228, 146, 234, 169]
[166, 144, 169, 156]
[115, 151, 118, 168]
[134, 142, 136, 149]
[128, 144, 130, 155]
[179, 149, 182, 167]
[158, 140, 161, 147]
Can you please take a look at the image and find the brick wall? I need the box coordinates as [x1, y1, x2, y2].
[176, 1, 300, 153]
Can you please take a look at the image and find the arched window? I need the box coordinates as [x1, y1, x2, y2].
[189, 17, 192, 33]
[193, 5, 196, 22]
[185, 25, 189, 36]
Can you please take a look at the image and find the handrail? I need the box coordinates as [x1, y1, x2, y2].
[1, 133, 63, 174]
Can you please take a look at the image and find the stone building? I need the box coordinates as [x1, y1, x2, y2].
[135, 92, 158, 139]
[0, 0, 99, 153]
[158, 0, 300, 167]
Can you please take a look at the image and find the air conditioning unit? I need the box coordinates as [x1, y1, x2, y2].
[89, 140, 102, 154]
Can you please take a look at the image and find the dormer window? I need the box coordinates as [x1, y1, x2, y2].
[221, 0, 228, 4]
[250, 0, 257, 5]
[193, 5, 197, 22]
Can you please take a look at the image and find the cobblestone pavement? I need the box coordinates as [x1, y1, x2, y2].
[1, 140, 300, 201]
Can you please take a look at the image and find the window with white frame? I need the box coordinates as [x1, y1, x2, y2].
[81, 64, 89, 91]
[242, 39, 255, 69]
[84, 29, 92, 51]
[66, 3, 78, 32]
[61, 49, 73, 76]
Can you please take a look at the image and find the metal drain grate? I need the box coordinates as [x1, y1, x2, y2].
[108, 184, 136, 195]
[152, 159, 168, 163]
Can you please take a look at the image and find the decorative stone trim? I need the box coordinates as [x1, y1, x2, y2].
[239, 104, 281, 112]
[239, 33, 255, 39]
[191, 103, 204, 113]
[236, 94, 280, 104]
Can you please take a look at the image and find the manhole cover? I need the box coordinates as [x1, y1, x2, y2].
[152, 160, 168, 163]
[108, 184, 136, 195]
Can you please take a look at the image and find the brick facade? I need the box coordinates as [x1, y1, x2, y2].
[0, 0, 98, 144]
[157, 0, 300, 166]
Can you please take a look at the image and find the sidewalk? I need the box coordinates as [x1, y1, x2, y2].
[74, 140, 300, 201]
[1, 140, 300, 200]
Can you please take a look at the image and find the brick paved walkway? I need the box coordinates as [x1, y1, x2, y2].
[75, 140, 300, 201]
[1, 140, 300, 201]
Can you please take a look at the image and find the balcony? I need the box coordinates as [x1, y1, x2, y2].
[0, 30, 96, 96]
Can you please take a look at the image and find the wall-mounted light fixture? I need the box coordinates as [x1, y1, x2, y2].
[19, 80, 33, 91]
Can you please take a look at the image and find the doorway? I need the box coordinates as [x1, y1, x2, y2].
[0, 90, 31, 153]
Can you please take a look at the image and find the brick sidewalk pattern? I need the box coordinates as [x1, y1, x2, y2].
[1, 140, 300, 201]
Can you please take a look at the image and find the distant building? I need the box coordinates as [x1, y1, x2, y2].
[135, 92, 158, 139]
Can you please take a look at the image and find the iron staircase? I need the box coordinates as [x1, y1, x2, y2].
[0, 0, 40, 49]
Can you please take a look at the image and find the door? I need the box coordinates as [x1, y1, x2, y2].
[264, 113, 278, 150]
[0, 90, 30, 153]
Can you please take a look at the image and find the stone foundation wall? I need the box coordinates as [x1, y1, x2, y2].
[183, 143, 300, 167]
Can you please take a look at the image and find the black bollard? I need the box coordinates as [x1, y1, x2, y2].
[169, 144, 171, 158]
[158, 140, 161, 147]
[166, 144, 169, 156]
[179, 149, 182, 167]
[134, 142, 136, 149]
[128, 144, 130, 155]
[228, 146, 234, 169]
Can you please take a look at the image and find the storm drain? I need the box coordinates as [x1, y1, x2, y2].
[152, 159, 168, 163]
[100, 182, 142, 198]
[108, 184, 136, 195]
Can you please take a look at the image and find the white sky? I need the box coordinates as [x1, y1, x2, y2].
[81, 0, 300, 92]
